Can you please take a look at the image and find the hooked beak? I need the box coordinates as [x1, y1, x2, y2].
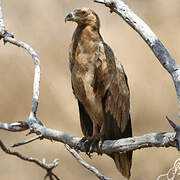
[65, 12, 74, 23]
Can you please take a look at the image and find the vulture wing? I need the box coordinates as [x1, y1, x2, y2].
[101, 42, 132, 179]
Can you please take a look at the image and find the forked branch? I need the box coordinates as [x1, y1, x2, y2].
[0, 139, 60, 180]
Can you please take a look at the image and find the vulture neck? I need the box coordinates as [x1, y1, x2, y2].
[71, 23, 103, 68]
[75, 23, 102, 42]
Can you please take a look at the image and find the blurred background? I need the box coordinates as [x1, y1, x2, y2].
[0, 0, 180, 179]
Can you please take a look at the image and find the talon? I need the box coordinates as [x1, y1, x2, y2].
[84, 138, 93, 157]
[84, 136, 102, 156]
[89, 138, 99, 154]
[98, 136, 104, 155]
[78, 134, 105, 157]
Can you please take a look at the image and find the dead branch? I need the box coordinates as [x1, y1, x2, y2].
[65, 144, 111, 180]
[0, 139, 60, 180]
[0, 0, 5, 35]
[0, 121, 177, 153]
[0, 122, 28, 132]
[0, 0, 41, 131]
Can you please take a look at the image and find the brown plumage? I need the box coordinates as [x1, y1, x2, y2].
[65, 8, 132, 179]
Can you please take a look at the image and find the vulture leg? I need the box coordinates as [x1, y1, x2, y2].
[84, 123, 105, 156]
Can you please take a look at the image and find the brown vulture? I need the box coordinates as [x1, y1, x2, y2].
[65, 7, 132, 179]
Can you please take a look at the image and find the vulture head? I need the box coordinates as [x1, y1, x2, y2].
[65, 8, 100, 28]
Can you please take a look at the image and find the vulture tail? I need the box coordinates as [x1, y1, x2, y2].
[112, 151, 132, 179]
[104, 112, 132, 179]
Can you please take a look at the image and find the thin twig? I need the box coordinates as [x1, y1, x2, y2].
[65, 144, 111, 180]
[11, 135, 43, 147]
[166, 116, 180, 150]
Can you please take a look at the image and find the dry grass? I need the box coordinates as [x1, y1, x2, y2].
[0, 0, 180, 179]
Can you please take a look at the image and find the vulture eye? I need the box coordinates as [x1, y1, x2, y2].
[81, 11, 86, 15]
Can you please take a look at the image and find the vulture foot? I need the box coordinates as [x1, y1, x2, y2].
[84, 134, 104, 157]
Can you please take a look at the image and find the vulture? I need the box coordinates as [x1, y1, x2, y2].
[65, 8, 132, 179]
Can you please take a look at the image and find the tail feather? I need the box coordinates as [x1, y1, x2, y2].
[104, 113, 132, 179]
[113, 152, 132, 179]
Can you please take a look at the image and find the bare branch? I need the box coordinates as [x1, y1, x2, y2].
[2, 35, 41, 128]
[27, 126, 176, 153]
[94, 0, 180, 116]
[0, 121, 28, 132]
[0, 121, 176, 153]
[0, 139, 60, 179]
[0, 0, 5, 35]
[0, 0, 41, 128]
[65, 144, 111, 180]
